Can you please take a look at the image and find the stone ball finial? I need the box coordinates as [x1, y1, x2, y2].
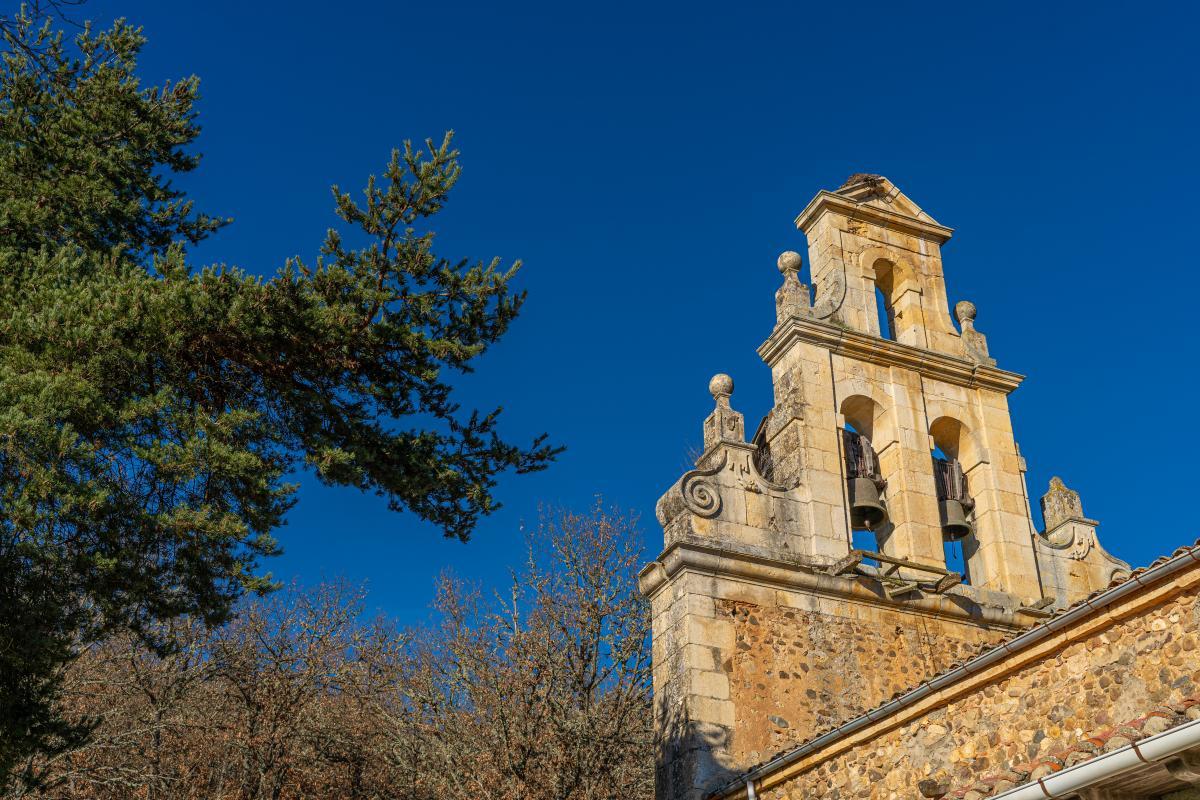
[708, 373, 734, 399]
[777, 251, 802, 274]
[954, 300, 977, 325]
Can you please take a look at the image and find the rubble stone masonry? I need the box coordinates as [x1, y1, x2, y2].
[720, 596, 1005, 765]
[745, 559, 1200, 800]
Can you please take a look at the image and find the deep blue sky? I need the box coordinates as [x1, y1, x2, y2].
[84, 0, 1199, 622]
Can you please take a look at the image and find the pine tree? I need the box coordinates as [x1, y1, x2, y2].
[0, 4, 558, 783]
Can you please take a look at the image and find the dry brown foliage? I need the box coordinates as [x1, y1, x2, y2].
[6, 505, 653, 800]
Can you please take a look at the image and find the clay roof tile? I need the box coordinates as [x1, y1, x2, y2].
[710, 539, 1200, 798]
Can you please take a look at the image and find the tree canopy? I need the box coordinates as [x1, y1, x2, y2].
[3, 506, 652, 800]
[0, 4, 558, 782]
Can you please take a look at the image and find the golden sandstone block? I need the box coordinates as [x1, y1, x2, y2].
[640, 175, 1167, 800]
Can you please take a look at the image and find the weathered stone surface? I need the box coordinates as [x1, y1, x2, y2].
[752, 578, 1200, 800]
[643, 174, 1134, 800]
[1041, 476, 1084, 531]
[719, 596, 1004, 764]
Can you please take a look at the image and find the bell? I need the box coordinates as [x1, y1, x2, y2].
[939, 498, 973, 541]
[849, 477, 888, 531]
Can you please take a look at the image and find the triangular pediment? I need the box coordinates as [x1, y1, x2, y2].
[795, 173, 953, 243]
[834, 173, 942, 227]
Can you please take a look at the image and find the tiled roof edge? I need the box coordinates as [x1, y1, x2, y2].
[941, 697, 1200, 800]
[708, 538, 1200, 800]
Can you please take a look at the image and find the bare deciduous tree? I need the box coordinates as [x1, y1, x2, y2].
[6, 504, 653, 800]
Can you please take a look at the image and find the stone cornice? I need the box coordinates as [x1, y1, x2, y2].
[638, 538, 1035, 631]
[1042, 516, 1101, 537]
[794, 190, 955, 243]
[758, 317, 1025, 394]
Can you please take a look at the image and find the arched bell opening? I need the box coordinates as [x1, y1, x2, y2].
[840, 396, 893, 555]
[840, 394, 894, 445]
[844, 430, 887, 527]
[861, 252, 922, 345]
[873, 260, 897, 341]
[874, 284, 894, 341]
[929, 417, 977, 582]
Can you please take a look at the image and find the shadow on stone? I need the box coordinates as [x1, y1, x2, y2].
[656, 694, 742, 800]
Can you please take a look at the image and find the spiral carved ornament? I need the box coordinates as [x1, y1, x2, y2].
[679, 452, 726, 519]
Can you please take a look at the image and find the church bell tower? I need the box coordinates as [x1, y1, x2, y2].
[641, 174, 1129, 800]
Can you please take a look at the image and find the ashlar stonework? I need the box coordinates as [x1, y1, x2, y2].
[640, 174, 1193, 800]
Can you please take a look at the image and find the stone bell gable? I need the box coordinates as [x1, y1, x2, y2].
[641, 174, 1132, 800]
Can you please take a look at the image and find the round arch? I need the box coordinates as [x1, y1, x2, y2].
[835, 386, 897, 452]
[928, 415, 986, 471]
[857, 247, 921, 299]
[840, 395, 885, 442]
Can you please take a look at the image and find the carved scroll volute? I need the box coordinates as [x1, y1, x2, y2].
[1068, 528, 1095, 560]
[809, 261, 846, 320]
[680, 452, 725, 519]
[657, 375, 799, 530]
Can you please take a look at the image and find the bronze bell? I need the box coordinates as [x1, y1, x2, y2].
[939, 498, 974, 541]
[849, 477, 888, 531]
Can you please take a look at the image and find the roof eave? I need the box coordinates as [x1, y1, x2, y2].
[709, 539, 1200, 800]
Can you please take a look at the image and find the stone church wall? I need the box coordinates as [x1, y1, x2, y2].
[721, 594, 1006, 766]
[748, 564, 1200, 800]
[647, 174, 1139, 800]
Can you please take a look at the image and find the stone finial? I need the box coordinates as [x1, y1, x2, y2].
[703, 373, 744, 450]
[955, 300, 995, 366]
[775, 251, 811, 324]
[777, 251, 802, 274]
[709, 373, 734, 400]
[1041, 476, 1085, 531]
[954, 300, 977, 327]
